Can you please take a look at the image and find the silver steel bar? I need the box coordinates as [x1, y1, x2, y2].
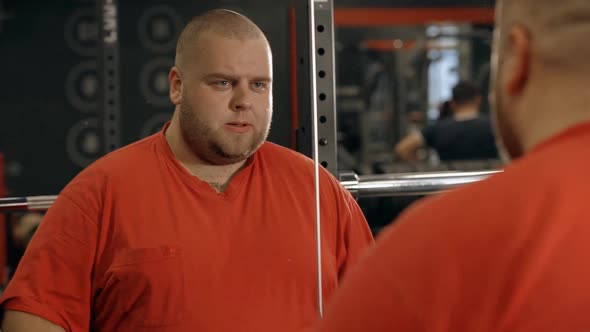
[309, 0, 324, 318]
[0, 195, 58, 212]
[0, 171, 501, 212]
[27, 195, 59, 211]
[343, 170, 500, 198]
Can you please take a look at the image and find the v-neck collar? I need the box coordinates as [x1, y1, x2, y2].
[155, 122, 256, 200]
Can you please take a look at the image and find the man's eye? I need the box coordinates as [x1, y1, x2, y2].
[215, 81, 230, 87]
[253, 82, 266, 90]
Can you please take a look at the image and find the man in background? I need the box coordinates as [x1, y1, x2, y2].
[395, 81, 498, 162]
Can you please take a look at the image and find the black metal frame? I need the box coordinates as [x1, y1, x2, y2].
[98, 0, 121, 153]
[295, 0, 338, 176]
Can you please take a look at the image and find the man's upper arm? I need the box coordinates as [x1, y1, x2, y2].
[2, 310, 66, 332]
[337, 187, 374, 276]
[0, 190, 100, 331]
[394, 131, 425, 161]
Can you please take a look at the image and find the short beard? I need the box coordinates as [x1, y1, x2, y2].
[178, 99, 270, 165]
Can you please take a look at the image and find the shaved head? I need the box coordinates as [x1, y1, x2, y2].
[166, 9, 273, 170]
[497, 0, 590, 72]
[491, 0, 590, 160]
[175, 9, 268, 70]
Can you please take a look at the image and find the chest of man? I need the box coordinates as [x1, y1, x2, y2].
[91, 180, 337, 331]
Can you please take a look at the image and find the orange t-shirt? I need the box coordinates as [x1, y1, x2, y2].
[0, 128, 373, 332]
[316, 121, 590, 332]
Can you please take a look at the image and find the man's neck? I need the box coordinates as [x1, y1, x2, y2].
[186, 162, 247, 192]
[522, 109, 590, 154]
[165, 115, 248, 192]
[518, 74, 590, 154]
[453, 107, 479, 121]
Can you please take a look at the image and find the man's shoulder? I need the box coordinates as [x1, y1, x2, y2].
[258, 141, 314, 166]
[88, 134, 160, 173]
[397, 155, 557, 239]
[62, 134, 161, 194]
[422, 120, 447, 137]
[257, 142, 343, 188]
[396, 169, 513, 231]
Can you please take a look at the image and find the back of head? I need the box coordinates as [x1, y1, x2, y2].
[497, 0, 590, 73]
[492, 0, 590, 159]
[452, 81, 481, 106]
[175, 9, 267, 69]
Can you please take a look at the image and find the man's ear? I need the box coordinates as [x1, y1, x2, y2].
[506, 25, 531, 96]
[169, 66, 183, 105]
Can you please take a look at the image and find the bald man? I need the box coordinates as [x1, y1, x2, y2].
[315, 0, 590, 331]
[0, 10, 373, 332]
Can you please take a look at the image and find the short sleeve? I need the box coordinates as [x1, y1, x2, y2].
[0, 192, 99, 331]
[338, 193, 374, 277]
[323, 172, 374, 278]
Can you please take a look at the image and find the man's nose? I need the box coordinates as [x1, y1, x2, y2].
[229, 83, 253, 112]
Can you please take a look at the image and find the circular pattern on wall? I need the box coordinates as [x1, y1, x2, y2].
[137, 5, 183, 53]
[66, 118, 102, 167]
[139, 57, 173, 107]
[65, 60, 100, 112]
[64, 8, 98, 57]
[5, 160, 23, 178]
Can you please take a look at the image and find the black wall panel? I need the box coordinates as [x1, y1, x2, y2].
[0, 0, 292, 196]
[0, 0, 100, 196]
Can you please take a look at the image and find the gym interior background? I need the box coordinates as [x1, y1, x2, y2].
[0, 0, 498, 235]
